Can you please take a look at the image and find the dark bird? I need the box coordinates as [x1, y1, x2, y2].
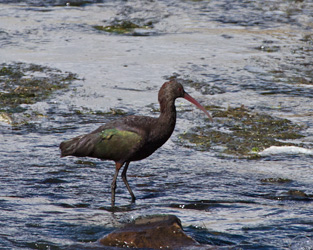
[60, 79, 213, 206]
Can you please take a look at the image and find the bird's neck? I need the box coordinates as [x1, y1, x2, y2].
[144, 97, 177, 148]
[158, 98, 177, 132]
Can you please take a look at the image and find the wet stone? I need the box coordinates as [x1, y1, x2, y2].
[99, 214, 207, 249]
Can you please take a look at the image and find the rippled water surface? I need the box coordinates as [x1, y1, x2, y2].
[1, 0, 313, 249]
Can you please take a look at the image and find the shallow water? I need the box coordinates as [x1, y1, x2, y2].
[0, 0, 313, 249]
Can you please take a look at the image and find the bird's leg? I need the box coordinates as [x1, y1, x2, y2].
[121, 161, 136, 202]
[111, 162, 123, 207]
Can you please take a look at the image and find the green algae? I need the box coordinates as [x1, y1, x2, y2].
[93, 19, 153, 35]
[0, 62, 78, 126]
[74, 107, 127, 116]
[260, 178, 293, 184]
[178, 105, 304, 157]
[0, 62, 77, 113]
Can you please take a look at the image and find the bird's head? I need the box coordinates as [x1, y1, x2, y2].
[159, 79, 213, 122]
[159, 79, 185, 100]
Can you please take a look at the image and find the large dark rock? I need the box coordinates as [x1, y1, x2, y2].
[99, 214, 203, 249]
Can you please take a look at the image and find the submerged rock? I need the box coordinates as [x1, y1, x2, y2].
[99, 214, 207, 249]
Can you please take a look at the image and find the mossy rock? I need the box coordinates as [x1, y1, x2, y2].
[93, 19, 153, 35]
[0, 62, 78, 113]
[73, 107, 127, 116]
[178, 105, 304, 157]
[260, 178, 293, 184]
[0, 62, 78, 126]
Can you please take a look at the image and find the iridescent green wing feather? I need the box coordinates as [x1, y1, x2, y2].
[92, 128, 142, 161]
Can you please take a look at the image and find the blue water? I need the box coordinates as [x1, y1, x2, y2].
[1, 0, 313, 249]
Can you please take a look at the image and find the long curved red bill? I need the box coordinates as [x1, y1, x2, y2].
[183, 92, 213, 122]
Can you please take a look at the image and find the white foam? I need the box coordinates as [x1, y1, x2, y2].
[258, 146, 313, 156]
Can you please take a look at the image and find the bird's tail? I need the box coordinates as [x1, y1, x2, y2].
[60, 134, 99, 157]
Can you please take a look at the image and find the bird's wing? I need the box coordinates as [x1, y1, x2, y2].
[60, 115, 156, 161]
[91, 128, 143, 161]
